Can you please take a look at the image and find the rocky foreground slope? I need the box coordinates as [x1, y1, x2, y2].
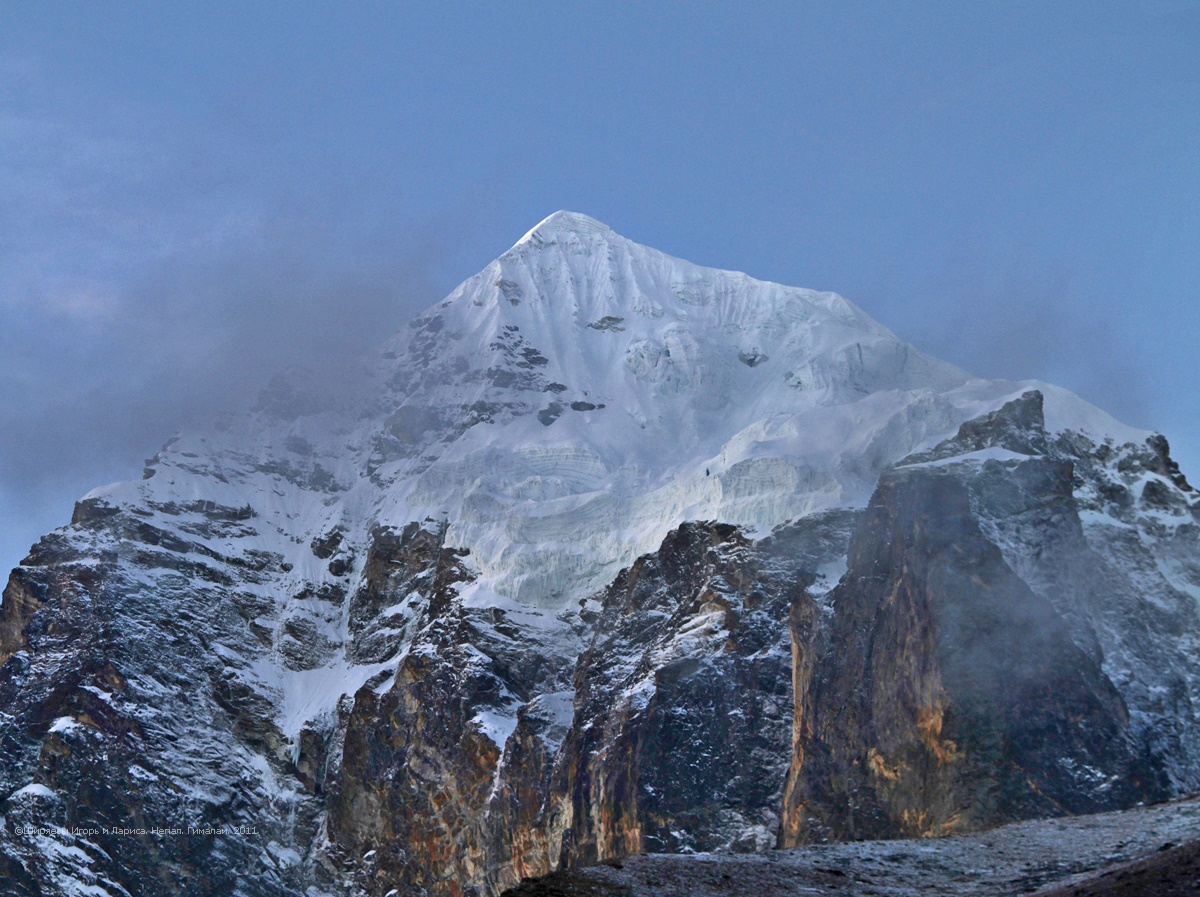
[1, 213, 1199, 896]
[502, 793, 1200, 897]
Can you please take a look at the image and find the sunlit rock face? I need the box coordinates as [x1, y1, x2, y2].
[2, 215, 1199, 897]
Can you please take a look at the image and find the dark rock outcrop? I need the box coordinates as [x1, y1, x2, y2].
[519, 513, 847, 886]
[0, 521, 324, 897]
[556, 516, 851, 866]
[780, 463, 1165, 846]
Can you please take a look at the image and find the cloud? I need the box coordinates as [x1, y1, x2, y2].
[893, 245, 1151, 432]
[0, 55, 450, 568]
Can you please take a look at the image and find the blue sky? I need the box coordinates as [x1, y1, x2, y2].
[2, 1, 1198, 571]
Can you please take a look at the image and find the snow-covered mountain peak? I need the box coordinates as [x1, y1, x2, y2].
[88, 214, 1159, 619]
[443, 210, 935, 391]
[514, 209, 614, 247]
[497, 209, 862, 323]
[6, 214, 1199, 897]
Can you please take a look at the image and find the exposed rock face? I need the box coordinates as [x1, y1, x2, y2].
[320, 516, 851, 895]
[3, 215, 1200, 896]
[326, 523, 577, 896]
[782, 465, 1161, 844]
[780, 392, 1196, 846]
[558, 516, 851, 866]
[0, 504, 326, 897]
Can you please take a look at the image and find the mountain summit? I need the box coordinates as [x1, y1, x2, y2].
[2, 215, 1198, 897]
[286, 211, 1141, 612]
